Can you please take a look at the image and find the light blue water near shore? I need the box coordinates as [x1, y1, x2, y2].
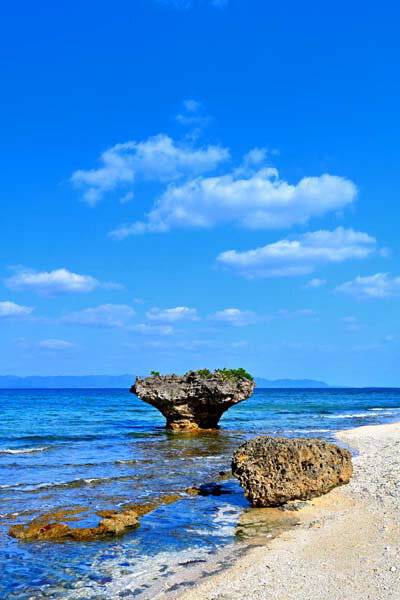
[1, 387, 400, 599]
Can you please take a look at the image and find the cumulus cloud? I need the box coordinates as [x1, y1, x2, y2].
[0, 301, 33, 317]
[110, 168, 357, 238]
[175, 99, 211, 128]
[63, 304, 135, 328]
[211, 308, 258, 326]
[5, 268, 100, 295]
[37, 339, 75, 350]
[336, 273, 400, 299]
[71, 135, 229, 206]
[304, 278, 327, 288]
[146, 306, 198, 322]
[242, 147, 268, 167]
[217, 227, 376, 278]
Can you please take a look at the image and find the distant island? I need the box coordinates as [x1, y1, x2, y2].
[0, 374, 334, 389]
[254, 377, 332, 388]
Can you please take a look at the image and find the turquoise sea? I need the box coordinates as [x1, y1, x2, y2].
[1, 387, 400, 599]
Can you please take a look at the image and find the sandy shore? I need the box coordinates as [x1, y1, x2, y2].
[175, 422, 400, 600]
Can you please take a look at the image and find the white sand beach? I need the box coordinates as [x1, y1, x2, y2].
[176, 422, 400, 600]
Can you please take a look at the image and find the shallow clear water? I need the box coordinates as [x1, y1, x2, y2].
[1, 387, 400, 599]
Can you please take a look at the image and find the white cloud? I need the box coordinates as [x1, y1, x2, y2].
[217, 227, 376, 278]
[102, 280, 125, 291]
[184, 99, 202, 112]
[37, 339, 75, 350]
[242, 147, 268, 167]
[336, 273, 400, 299]
[120, 191, 134, 204]
[130, 323, 174, 336]
[175, 99, 211, 128]
[63, 304, 135, 328]
[340, 316, 362, 332]
[212, 308, 257, 327]
[146, 306, 198, 322]
[71, 134, 229, 206]
[341, 316, 357, 323]
[110, 168, 357, 238]
[0, 301, 33, 317]
[6, 268, 99, 295]
[384, 334, 397, 342]
[304, 278, 327, 289]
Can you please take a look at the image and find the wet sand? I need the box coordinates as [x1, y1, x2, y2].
[172, 422, 400, 600]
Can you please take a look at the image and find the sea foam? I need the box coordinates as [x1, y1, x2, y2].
[0, 446, 50, 455]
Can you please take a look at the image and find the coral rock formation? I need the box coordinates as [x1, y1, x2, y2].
[8, 508, 139, 541]
[8, 493, 183, 542]
[232, 436, 353, 507]
[131, 371, 255, 430]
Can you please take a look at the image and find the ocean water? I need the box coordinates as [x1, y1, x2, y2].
[1, 387, 400, 599]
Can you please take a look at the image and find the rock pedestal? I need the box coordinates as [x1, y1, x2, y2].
[131, 371, 255, 431]
[232, 436, 353, 506]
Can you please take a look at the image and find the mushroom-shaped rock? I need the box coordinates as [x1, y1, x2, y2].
[232, 436, 353, 507]
[131, 371, 255, 430]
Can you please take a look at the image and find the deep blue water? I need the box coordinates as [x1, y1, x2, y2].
[1, 387, 400, 599]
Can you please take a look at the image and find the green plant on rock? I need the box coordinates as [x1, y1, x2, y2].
[186, 367, 254, 381]
[195, 368, 212, 379]
[215, 368, 254, 381]
[150, 370, 161, 377]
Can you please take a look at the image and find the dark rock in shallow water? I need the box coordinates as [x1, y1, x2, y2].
[198, 482, 231, 496]
[185, 482, 231, 496]
[232, 436, 353, 507]
[131, 371, 255, 431]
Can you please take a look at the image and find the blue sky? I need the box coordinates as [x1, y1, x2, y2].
[1, 0, 400, 385]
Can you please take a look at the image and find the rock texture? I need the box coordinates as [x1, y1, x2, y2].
[8, 508, 139, 541]
[8, 493, 182, 541]
[232, 436, 353, 506]
[131, 372, 255, 430]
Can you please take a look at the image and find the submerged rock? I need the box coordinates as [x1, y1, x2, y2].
[232, 436, 353, 507]
[8, 508, 139, 541]
[131, 371, 255, 430]
[185, 482, 231, 496]
[8, 493, 183, 542]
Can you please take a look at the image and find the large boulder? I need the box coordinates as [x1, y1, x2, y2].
[131, 371, 255, 430]
[232, 436, 353, 506]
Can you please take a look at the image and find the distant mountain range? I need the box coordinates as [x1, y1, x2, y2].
[0, 374, 333, 389]
[254, 377, 331, 388]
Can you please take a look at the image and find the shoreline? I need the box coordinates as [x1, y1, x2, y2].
[159, 421, 400, 599]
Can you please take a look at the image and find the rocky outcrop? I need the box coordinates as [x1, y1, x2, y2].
[8, 493, 182, 541]
[8, 508, 139, 541]
[131, 371, 255, 430]
[232, 436, 353, 507]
